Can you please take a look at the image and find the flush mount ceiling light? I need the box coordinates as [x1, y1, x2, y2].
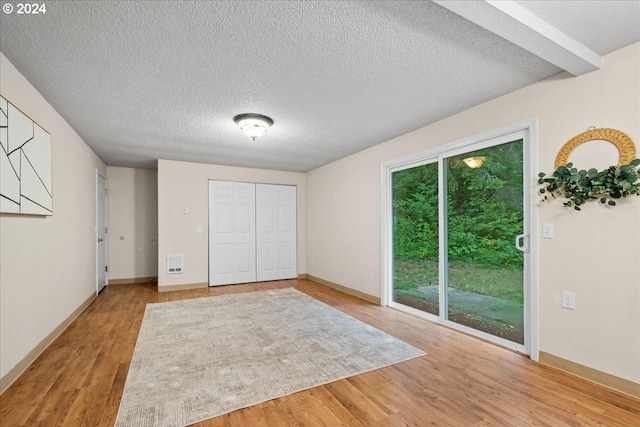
[462, 156, 486, 168]
[233, 113, 274, 141]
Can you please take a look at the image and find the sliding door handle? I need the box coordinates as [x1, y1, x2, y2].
[515, 233, 529, 253]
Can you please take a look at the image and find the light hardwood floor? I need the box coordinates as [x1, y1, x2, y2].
[1, 279, 638, 426]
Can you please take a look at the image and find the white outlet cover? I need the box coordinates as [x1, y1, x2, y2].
[561, 291, 576, 310]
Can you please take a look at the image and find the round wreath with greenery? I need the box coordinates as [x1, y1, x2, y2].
[538, 159, 640, 210]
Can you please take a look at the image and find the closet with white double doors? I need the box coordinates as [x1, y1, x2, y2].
[208, 180, 297, 286]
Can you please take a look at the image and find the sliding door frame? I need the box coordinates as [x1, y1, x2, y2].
[381, 119, 539, 360]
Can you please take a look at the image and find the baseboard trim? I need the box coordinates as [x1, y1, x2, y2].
[539, 351, 640, 398]
[109, 276, 157, 285]
[0, 293, 97, 395]
[304, 274, 380, 305]
[157, 282, 208, 292]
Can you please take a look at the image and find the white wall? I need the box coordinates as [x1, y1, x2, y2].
[157, 159, 306, 288]
[0, 54, 106, 380]
[106, 167, 158, 280]
[306, 43, 640, 384]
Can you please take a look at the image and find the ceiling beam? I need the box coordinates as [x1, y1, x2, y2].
[433, 0, 602, 76]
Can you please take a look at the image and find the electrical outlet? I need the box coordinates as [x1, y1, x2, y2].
[369, 272, 374, 282]
[561, 291, 575, 310]
[74, 284, 78, 293]
[311, 259, 315, 266]
[542, 223, 554, 239]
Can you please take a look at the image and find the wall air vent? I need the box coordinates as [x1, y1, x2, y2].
[167, 254, 184, 274]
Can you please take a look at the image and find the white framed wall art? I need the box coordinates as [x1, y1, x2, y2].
[0, 96, 52, 215]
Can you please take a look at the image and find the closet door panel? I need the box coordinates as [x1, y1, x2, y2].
[231, 182, 256, 284]
[276, 185, 296, 279]
[256, 185, 278, 281]
[257, 184, 297, 281]
[209, 181, 234, 286]
[209, 181, 256, 285]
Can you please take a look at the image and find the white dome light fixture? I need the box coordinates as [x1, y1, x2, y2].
[233, 113, 274, 141]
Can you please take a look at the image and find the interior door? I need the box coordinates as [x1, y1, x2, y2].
[96, 171, 108, 294]
[256, 184, 297, 281]
[209, 181, 256, 286]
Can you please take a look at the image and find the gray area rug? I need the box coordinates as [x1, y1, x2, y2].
[115, 288, 425, 427]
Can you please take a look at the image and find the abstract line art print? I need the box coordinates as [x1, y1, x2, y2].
[0, 96, 52, 215]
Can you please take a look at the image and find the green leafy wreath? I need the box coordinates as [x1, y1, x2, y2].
[538, 159, 640, 210]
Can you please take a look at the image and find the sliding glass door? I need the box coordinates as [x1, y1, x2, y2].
[392, 162, 440, 316]
[443, 141, 525, 345]
[389, 129, 531, 353]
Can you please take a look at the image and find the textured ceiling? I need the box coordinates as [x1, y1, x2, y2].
[0, 1, 638, 172]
